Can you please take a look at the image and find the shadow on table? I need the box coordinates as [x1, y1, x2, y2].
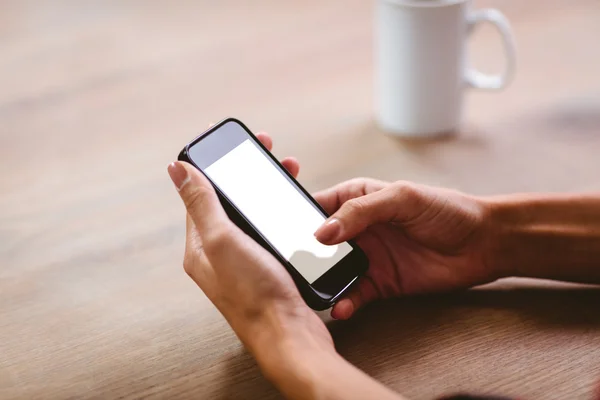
[216, 284, 600, 399]
[358, 117, 490, 149]
[327, 284, 600, 376]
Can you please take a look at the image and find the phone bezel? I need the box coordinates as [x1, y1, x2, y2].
[179, 117, 368, 309]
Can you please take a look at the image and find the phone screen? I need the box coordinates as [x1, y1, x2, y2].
[187, 121, 353, 284]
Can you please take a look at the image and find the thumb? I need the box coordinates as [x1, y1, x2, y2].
[168, 161, 232, 239]
[314, 182, 421, 244]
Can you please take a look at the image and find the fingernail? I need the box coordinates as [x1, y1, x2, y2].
[314, 218, 341, 243]
[168, 162, 190, 191]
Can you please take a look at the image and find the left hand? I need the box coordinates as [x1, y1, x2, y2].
[167, 133, 333, 368]
[168, 133, 413, 400]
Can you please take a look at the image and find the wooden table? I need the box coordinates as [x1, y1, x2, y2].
[2, 1, 600, 398]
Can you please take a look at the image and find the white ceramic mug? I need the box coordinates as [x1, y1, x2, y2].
[375, 0, 516, 137]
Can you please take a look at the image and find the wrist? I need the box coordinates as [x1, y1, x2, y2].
[474, 196, 518, 282]
[237, 303, 405, 400]
[241, 303, 337, 396]
[483, 193, 600, 282]
[483, 196, 523, 279]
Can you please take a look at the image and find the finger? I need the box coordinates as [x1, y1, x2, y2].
[330, 276, 380, 320]
[256, 132, 273, 151]
[314, 182, 419, 244]
[254, 132, 299, 177]
[168, 161, 235, 248]
[281, 157, 300, 179]
[313, 178, 388, 215]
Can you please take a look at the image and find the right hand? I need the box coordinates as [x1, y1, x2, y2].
[313, 179, 504, 320]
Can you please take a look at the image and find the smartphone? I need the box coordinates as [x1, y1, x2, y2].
[177, 118, 369, 310]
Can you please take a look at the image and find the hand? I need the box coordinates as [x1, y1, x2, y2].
[167, 134, 413, 400]
[167, 133, 333, 367]
[313, 179, 502, 320]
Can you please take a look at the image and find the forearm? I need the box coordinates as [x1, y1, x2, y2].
[259, 339, 403, 400]
[487, 193, 600, 283]
[246, 309, 404, 400]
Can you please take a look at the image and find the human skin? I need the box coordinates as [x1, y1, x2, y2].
[168, 132, 600, 400]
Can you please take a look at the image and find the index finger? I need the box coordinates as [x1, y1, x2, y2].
[313, 178, 388, 214]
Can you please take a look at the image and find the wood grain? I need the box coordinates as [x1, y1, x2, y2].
[1, 0, 600, 399]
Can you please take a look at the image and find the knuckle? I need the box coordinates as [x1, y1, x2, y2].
[348, 177, 387, 196]
[344, 198, 368, 215]
[348, 177, 367, 186]
[392, 180, 418, 199]
[183, 186, 212, 214]
[204, 228, 234, 255]
[183, 255, 195, 278]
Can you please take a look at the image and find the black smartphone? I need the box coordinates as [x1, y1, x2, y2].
[177, 118, 369, 310]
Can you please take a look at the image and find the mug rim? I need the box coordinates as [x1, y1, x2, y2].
[379, 0, 466, 7]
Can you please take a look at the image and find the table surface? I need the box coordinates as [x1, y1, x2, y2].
[2, 1, 600, 399]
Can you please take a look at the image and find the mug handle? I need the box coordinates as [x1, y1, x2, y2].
[465, 9, 516, 90]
